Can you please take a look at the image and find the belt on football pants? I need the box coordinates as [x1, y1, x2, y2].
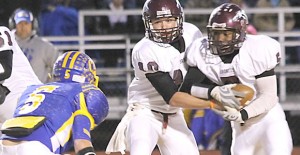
[151, 110, 176, 129]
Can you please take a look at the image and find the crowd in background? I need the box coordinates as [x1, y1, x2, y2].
[1, 0, 300, 88]
[0, 0, 299, 68]
[0, 0, 299, 35]
[0, 0, 299, 73]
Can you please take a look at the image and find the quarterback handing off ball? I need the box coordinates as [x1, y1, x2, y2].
[232, 84, 255, 109]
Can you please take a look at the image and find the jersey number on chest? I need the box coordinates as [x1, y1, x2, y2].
[139, 61, 183, 86]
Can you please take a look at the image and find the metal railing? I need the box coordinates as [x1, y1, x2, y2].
[43, 7, 300, 118]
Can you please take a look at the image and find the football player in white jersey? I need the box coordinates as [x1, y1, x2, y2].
[181, 3, 293, 155]
[0, 26, 41, 126]
[105, 0, 242, 155]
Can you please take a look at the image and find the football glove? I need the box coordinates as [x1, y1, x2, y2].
[212, 106, 244, 123]
[210, 84, 241, 109]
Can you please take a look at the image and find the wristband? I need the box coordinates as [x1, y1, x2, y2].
[77, 147, 96, 155]
[207, 86, 216, 99]
[240, 109, 248, 121]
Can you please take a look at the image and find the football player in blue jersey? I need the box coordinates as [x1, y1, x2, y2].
[0, 51, 109, 155]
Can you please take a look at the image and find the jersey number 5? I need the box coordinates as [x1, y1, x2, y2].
[18, 85, 59, 114]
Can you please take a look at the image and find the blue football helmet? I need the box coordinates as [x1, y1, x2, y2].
[52, 51, 99, 86]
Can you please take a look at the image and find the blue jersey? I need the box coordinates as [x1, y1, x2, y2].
[1, 82, 109, 154]
[190, 109, 224, 149]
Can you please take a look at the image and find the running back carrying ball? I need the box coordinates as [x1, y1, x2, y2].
[208, 83, 254, 110]
[231, 84, 254, 108]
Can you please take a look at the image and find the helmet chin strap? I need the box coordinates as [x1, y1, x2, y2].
[94, 76, 99, 87]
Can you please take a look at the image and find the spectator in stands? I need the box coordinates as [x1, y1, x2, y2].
[98, 0, 139, 34]
[244, 0, 259, 7]
[253, 0, 297, 63]
[184, 1, 219, 33]
[288, 0, 300, 63]
[289, 0, 300, 30]
[253, 0, 295, 32]
[230, 0, 250, 8]
[39, 0, 79, 44]
[67, 0, 99, 35]
[95, 0, 139, 68]
[229, 0, 258, 34]
[184, 108, 224, 150]
[9, 8, 59, 83]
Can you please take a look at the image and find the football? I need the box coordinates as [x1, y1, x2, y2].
[231, 84, 255, 108]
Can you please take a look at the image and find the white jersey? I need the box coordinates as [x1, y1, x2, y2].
[186, 34, 292, 155]
[186, 34, 280, 100]
[128, 22, 202, 113]
[0, 26, 41, 122]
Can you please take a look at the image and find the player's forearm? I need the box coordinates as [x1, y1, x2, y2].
[243, 75, 277, 119]
[169, 91, 211, 109]
[74, 139, 93, 153]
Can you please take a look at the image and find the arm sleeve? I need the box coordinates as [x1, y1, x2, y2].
[72, 115, 92, 141]
[0, 50, 13, 81]
[243, 73, 278, 119]
[72, 92, 94, 140]
[72, 86, 109, 140]
[146, 71, 178, 104]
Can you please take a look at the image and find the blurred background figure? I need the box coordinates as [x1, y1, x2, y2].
[253, 0, 297, 64]
[98, 0, 139, 34]
[184, 109, 224, 150]
[288, 0, 300, 63]
[253, 0, 295, 32]
[39, 0, 79, 44]
[184, 0, 219, 33]
[229, 0, 258, 34]
[9, 8, 59, 83]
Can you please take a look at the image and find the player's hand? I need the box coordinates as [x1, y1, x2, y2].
[212, 106, 244, 123]
[210, 84, 240, 109]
